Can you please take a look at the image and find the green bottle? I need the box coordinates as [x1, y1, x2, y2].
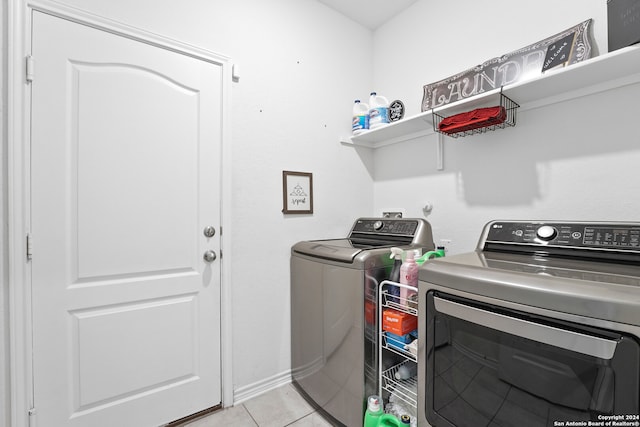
[364, 395, 404, 427]
[378, 414, 403, 426]
[364, 395, 383, 427]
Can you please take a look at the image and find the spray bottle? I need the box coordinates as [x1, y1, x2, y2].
[399, 249, 419, 305]
[388, 247, 403, 303]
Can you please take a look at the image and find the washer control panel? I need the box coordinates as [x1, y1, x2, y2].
[351, 218, 419, 236]
[484, 221, 640, 250]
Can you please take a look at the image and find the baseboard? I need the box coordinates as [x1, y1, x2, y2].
[233, 370, 293, 405]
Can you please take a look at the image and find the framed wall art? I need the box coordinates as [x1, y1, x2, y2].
[282, 171, 313, 214]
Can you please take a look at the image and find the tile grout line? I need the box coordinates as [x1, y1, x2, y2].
[282, 408, 317, 427]
[242, 403, 261, 427]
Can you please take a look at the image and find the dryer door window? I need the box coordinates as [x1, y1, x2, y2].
[424, 291, 640, 427]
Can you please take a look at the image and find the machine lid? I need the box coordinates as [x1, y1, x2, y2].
[292, 239, 368, 263]
[291, 217, 435, 263]
[420, 220, 640, 327]
[419, 250, 640, 326]
[292, 237, 414, 262]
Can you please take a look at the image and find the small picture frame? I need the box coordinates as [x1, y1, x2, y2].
[282, 171, 313, 214]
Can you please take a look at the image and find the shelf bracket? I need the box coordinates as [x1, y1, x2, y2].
[436, 133, 444, 171]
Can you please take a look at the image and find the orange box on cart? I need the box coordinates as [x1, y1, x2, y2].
[382, 308, 417, 336]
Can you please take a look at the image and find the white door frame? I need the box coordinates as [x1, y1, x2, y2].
[7, 1, 234, 425]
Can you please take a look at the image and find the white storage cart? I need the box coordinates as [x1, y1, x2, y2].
[378, 280, 419, 421]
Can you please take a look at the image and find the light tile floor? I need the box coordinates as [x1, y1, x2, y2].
[182, 383, 335, 427]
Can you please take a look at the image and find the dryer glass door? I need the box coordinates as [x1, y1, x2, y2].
[424, 291, 640, 427]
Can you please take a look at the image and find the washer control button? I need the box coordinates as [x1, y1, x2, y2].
[536, 225, 557, 241]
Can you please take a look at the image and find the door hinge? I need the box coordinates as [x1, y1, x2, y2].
[26, 234, 33, 261]
[28, 407, 36, 427]
[26, 55, 34, 83]
[232, 63, 240, 82]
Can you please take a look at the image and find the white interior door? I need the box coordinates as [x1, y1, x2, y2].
[30, 11, 222, 426]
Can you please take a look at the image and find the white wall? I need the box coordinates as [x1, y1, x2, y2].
[1, 0, 9, 424]
[370, 0, 640, 254]
[1, 0, 375, 416]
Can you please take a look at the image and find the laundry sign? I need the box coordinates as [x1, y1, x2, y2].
[421, 19, 594, 111]
[282, 171, 313, 214]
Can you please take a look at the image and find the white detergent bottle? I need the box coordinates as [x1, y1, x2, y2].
[395, 361, 418, 380]
[368, 92, 389, 129]
[399, 250, 419, 305]
[352, 100, 369, 135]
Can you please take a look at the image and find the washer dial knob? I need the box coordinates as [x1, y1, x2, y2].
[536, 225, 557, 241]
[373, 220, 384, 231]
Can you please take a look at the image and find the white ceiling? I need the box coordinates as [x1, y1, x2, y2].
[316, 0, 419, 30]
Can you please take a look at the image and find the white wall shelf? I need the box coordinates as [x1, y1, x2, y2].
[341, 45, 640, 149]
[341, 109, 434, 148]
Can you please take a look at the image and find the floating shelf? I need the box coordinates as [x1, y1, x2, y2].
[340, 45, 640, 149]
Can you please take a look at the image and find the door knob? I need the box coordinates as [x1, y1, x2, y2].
[203, 250, 217, 263]
[203, 226, 216, 238]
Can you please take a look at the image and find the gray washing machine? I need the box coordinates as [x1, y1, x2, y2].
[291, 217, 434, 427]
